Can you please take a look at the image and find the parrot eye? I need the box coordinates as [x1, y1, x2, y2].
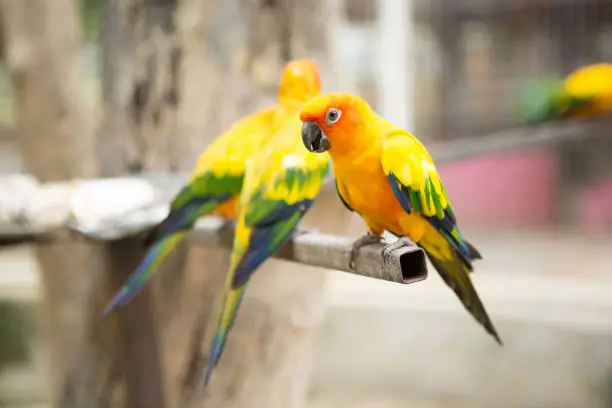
[325, 108, 341, 125]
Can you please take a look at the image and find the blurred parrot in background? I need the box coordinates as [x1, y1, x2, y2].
[203, 60, 328, 385]
[102, 59, 324, 316]
[519, 63, 612, 124]
[299, 92, 502, 345]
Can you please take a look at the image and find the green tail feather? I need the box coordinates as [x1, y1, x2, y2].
[204, 284, 247, 386]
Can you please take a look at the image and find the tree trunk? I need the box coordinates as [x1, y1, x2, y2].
[100, 0, 350, 406]
[172, 1, 353, 407]
[0, 1, 111, 407]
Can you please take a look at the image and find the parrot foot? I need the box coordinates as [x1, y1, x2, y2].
[348, 233, 382, 270]
[381, 236, 417, 266]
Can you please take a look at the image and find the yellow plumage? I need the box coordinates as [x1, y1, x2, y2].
[191, 107, 277, 180]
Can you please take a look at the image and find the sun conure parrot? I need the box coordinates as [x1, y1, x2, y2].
[203, 61, 328, 385]
[299, 92, 502, 345]
[102, 59, 324, 316]
[519, 63, 612, 124]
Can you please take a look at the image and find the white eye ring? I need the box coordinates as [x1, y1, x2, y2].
[325, 108, 341, 125]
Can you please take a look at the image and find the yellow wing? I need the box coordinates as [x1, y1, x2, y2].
[380, 128, 473, 260]
[190, 106, 278, 181]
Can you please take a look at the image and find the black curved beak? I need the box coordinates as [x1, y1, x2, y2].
[301, 121, 331, 153]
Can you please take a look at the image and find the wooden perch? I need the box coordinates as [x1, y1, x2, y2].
[75, 215, 430, 285]
[188, 218, 429, 285]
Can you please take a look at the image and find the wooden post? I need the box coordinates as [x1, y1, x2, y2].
[0, 1, 121, 408]
[103, 240, 166, 408]
[96, 1, 188, 406]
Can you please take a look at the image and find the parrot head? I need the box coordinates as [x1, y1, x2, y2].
[300, 92, 371, 154]
[278, 60, 322, 104]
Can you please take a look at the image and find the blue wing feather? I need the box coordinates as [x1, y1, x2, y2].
[386, 173, 472, 261]
[232, 199, 313, 289]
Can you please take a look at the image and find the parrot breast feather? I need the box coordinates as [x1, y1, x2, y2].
[380, 129, 472, 260]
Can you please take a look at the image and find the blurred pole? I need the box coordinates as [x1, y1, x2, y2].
[436, 0, 462, 141]
[378, 0, 414, 130]
[325, 0, 354, 93]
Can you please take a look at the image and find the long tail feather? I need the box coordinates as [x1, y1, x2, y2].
[104, 194, 228, 316]
[203, 204, 310, 385]
[102, 232, 187, 316]
[203, 284, 247, 386]
[419, 231, 502, 344]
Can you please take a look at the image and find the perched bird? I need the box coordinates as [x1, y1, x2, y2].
[519, 63, 612, 124]
[299, 93, 502, 345]
[203, 61, 328, 385]
[102, 59, 323, 316]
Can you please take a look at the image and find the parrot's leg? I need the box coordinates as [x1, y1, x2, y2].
[381, 236, 417, 265]
[348, 233, 382, 270]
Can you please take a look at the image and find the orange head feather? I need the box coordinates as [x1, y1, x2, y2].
[277, 60, 322, 104]
[299, 92, 377, 157]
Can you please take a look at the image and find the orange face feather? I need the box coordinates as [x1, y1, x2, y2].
[300, 93, 388, 159]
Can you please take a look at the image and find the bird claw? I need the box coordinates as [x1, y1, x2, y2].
[381, 236, 417, 266]
[348, 233, 382, 270]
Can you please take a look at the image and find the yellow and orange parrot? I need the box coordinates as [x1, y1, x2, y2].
[203, 61, 328, 385]
[102, 60, 323, 316]
[299, 93, 502, 345]
[519, 63, 612, 123]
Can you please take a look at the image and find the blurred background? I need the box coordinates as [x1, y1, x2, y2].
[0, 0, 611, 407]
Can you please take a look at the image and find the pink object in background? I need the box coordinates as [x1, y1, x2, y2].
[437, 147, 558, 228]
[579, 179, 612, 230]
